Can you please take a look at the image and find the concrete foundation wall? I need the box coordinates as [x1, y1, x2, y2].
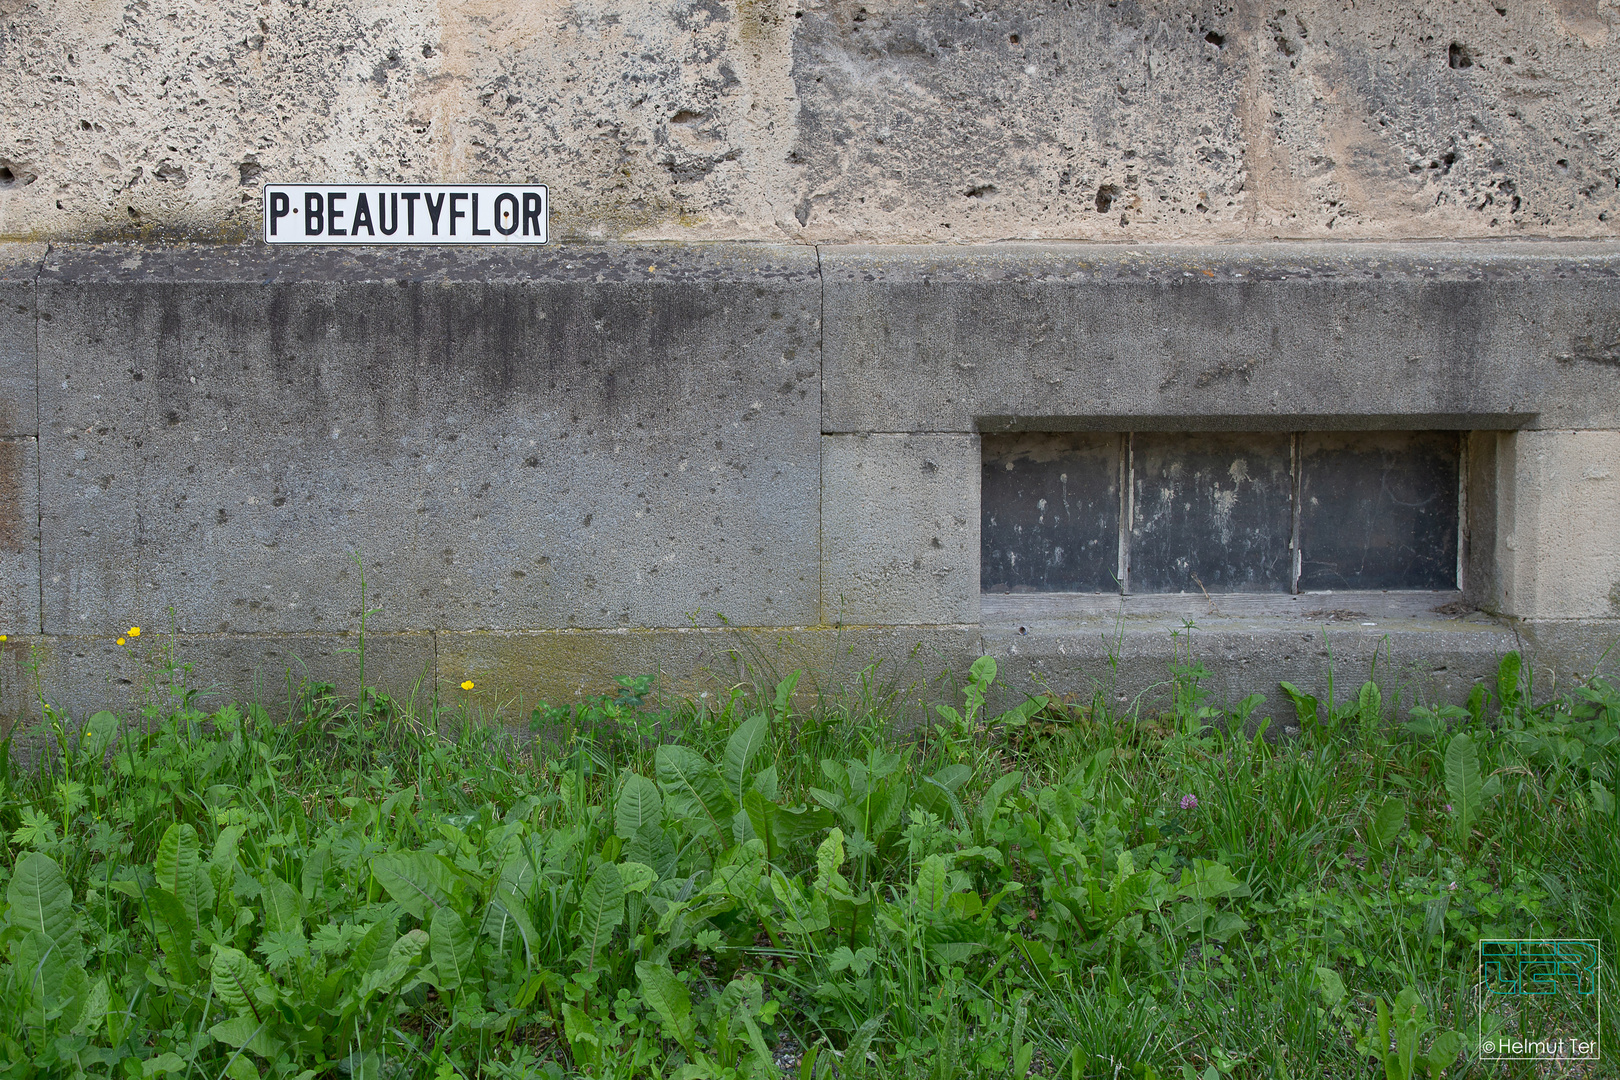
[3, 2, 1620, 245]
[0, 239, 1617, 724]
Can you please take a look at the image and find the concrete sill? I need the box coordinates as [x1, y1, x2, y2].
[977, 590, 1524, 711]
[982, 589, 1471, 626]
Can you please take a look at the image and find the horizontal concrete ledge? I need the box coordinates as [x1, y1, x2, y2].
[983, 617, 1518, 727]
[986, 616, 1618, 714]
[0, 244, 47, 280]
[823, 240, 1620, 433]
[983, 589, 1468, 622]
[7, 617, 1615, 734]
[822, 240, 1620, 283]
[976, 414, 1537, 433]
[1, 632, 438, 726]
[0, 626, 980, 725]
[36, 241, 820, 285]
[982, 588, 1527, 714]
[11, 236, 1616, 280]
[436, 625, 981, 709]
[6, 239, 1613, 444]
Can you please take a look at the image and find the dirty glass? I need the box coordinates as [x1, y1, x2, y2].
[981, 433, 1121, 593]
[1298, 431, 1459, 590]
[981, 430, 1461, 595]
[1129, 432, 1295, 593]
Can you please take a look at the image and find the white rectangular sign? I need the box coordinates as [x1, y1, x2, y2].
[262, 184, 548, 245]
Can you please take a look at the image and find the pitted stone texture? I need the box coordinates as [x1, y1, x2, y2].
[823, 243, 1620, 433]
[436, 624, 977, 716]
[30, 632, 436, 726]
[0, 438, 39, 637]
[981, 615, 1523, 727]
[821, 434, 979, 626]
[3, 4, 1620, 244]
[0, 1, 802, 243]
[1496, 430, 1620, 621]
[787, 2, 1249, 240]
[789, 2, 1620, 242]
[37, 244, 820, 635]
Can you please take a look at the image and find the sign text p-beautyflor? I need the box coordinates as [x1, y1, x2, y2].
[262, 185, 548, 245]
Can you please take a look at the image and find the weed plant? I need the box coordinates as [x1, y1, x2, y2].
[0, 641, 1614, 1079]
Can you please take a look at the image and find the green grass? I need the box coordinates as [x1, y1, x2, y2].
[0, 639, 1614, 1080]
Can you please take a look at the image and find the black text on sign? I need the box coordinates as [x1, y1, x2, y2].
[262, 185, 548, 245]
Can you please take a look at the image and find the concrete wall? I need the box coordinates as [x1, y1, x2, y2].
[1, 239, 1618, 724]
[3, 0, 1620, 723]
[1493, 430, 1620, 621]
[2, 1, 1619, 245]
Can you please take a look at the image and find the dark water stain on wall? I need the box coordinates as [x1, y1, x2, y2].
[982, 433, 1119, 593]
[1299, 431, 1458, 590]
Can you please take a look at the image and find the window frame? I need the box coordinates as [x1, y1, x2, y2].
[982, 430, 1467, 597]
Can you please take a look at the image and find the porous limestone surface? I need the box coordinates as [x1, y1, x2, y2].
[1, 1, 1618, 243]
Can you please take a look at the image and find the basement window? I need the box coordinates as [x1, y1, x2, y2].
[981, 431, 1461, 594]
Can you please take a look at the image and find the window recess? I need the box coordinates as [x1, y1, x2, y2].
[982, 431, 1461, 595]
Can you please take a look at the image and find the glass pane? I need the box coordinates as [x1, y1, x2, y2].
[981, 433, 1120, 593]
[1298, 431, 1459, 590]
[1130, 432, 1293, 593]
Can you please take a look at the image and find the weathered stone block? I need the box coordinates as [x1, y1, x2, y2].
[1511, 620, 1620, 697]
[982, 613, 1521, 725]
[37, 244, 821, 636]
[1496, 430, 1620, 621]
[0, 437, 39, 638]
[821, 434, 979, 625]
[815, 624, 981, 723]
[0, 635, 43, 725]
[823, 243, 1620, 433]
[789, 3, 1620, 244]
[436, 624, 978, 718]
[6, 5, 1620, 245]
[0, 245, 43, 439]
[437, 628, 783, 711]
[31, 631, 436, 723]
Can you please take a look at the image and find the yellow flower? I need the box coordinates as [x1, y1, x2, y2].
[461, 680, 475, 691]
[128, 627, 141, 637]
[117, 638, 126, 646]
[0, 634, 6, 642]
